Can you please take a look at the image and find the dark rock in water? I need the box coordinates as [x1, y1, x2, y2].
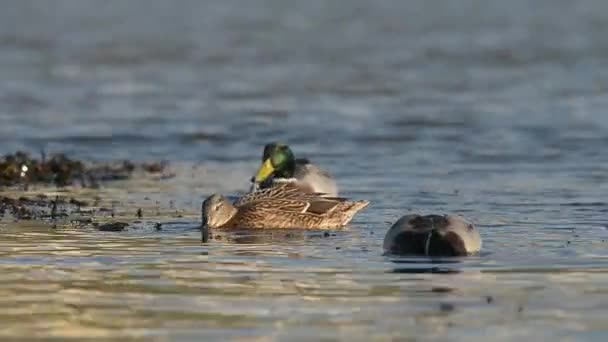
[383, 214, 482, 256]
[97, 222, 129, 232]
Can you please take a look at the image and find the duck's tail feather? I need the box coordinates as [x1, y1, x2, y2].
[338, 200, 370, 226]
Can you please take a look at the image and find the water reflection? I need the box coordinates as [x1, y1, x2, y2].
[388, 257, 465, 274]
[208, 229, 343, 244]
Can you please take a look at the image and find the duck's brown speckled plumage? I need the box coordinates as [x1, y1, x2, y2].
[203, 183, 368, 230]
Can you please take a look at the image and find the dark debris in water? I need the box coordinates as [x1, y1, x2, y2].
[0, 194, 167, 234]
[391, 267, 461, 274]
[0, 193, 149, 229]
[0, 195, 83, 220]
[0, 153, 183, 235]
[96, 222, 129, 232]
[0, 151, 168, 188]
[431, 286, 453, 293]
[439, 302, 455, 313]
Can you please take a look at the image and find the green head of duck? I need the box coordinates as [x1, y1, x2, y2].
[254, 142, 296, 184]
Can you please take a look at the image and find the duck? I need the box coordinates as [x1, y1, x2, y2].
[201, 183, 368, 238]
[383, 214, 481, 256]
[249, 142, 338, 197]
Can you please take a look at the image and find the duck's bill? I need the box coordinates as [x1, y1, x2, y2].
[254, 158, 275, 183]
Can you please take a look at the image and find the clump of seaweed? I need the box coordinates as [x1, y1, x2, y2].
[0, 152, 83, 187]
[0, 152, 172, 232]
[0, 151, 168, 188]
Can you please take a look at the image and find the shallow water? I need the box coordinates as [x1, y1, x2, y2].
[2, 0, 608, 340]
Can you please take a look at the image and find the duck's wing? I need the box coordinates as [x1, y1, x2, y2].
[236, 182, 348, 216]
[234, 182, 329, 207]
[241, 197, 341, 215]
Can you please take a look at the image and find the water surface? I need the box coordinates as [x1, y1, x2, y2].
[1, 0, 608, 340]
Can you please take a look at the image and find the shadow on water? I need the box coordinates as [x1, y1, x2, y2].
[387, 256, 470, 274]
[204, 228, 345, 245]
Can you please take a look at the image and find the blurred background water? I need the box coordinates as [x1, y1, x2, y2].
[1, 0, 608, 340]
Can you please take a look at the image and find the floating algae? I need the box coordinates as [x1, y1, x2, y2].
[0, 151, 168, 188]
[0, 151, 173, 227]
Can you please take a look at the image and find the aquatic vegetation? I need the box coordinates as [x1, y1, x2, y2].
[0, 151, 168, 188]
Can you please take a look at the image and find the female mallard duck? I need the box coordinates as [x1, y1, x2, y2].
[201, 183, 368, 238]
[383, 214, 482, 256]
[250, 142, 338, 197]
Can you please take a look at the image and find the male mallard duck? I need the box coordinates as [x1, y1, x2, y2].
[250, 142, 338, 197]
[383, 214, 481, 256]
[201, 183, 368, 237]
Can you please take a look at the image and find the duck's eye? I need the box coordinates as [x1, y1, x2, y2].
[467, 224, 474, 231]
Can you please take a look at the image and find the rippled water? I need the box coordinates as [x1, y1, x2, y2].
[2, 0, 608, 340]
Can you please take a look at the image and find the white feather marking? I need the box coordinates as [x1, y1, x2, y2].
[424, 232, 432, 256]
